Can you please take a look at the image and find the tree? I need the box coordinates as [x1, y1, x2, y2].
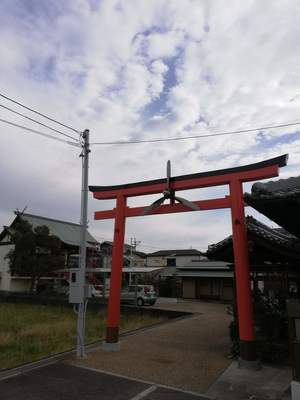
[5, 219, 64, 292]
[228, 290, 289, 363]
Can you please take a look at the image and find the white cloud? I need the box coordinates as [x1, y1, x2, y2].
[0, 0, 300, 251]
[146, 30, 185, 59]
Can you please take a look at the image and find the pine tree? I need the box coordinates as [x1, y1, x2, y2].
[5, 219, 64, 292]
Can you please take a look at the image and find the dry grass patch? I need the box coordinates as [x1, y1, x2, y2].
[0, 303, 164, 369]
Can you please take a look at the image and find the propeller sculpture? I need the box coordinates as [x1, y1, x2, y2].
[141, 160, 200, 215]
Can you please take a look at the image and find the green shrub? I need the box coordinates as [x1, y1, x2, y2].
[228, 291, 289, 363]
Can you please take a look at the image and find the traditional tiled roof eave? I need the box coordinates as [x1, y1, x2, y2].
[147, 249, 204, 257]
[250, 176, 300, 198]
[0, 212, 99, 248]
[244, 175, 300, 238]
[207, 216, 300, 262]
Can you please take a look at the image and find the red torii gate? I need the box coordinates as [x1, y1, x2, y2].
[90, 154, 288, 363]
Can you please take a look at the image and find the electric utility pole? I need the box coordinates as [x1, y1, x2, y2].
[129, 237, 141, 305]
[129, 237, 140, 284]
[130, 237, 142, 265]
[77, 129, 90, 357]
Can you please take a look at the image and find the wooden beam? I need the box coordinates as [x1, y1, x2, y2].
[92, 165, 279, 199]
[94, 197, 231, 220]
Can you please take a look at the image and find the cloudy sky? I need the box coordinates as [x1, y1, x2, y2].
[0, 0, 300, 253]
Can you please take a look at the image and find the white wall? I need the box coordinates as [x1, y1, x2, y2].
[147, 254, 205, 267]
[0, 243, 14, 291]
[146, 256, 166, 267]
[133, 256, 146, 267]
[9, 278, 31, 292]
[175, 255, 205, 267]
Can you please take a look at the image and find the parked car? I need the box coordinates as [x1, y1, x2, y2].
[121, 285, 157, 306]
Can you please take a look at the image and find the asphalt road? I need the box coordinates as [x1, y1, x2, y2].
[0, 363, 210, 400]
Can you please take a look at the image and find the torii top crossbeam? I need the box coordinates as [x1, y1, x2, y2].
[90, 154, 288, 219]
[90, 154, 288, 364]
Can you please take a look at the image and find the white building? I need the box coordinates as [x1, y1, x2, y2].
[147, 249, 233, 301]
[146, 249, 206, 268]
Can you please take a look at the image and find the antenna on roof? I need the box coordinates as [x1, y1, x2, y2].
[14, 206, 28, 216]
[21, 206, 28, 215]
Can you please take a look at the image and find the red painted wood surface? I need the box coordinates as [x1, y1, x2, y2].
[106, 195, 126, 338]
[230, 179, 255, 341]
[93, 165, 279, 200]
[95, 197, 231, 220]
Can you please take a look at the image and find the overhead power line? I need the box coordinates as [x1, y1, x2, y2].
[90, 120, 300, 146]
[0, 92, 81, 135]
[0, 104, 79, 143]
[0, 117, 80, 147]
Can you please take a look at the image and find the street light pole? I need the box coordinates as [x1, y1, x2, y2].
[77, 129, 90, 357]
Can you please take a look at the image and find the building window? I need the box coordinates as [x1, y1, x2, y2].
[167, 258, 176, 267]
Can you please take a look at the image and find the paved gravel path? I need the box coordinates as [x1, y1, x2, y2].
[68, 300, 231, 394]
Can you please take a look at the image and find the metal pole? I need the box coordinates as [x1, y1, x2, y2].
[77, 129, 90, 357]
[130, 237, 140, 305]
[129, 237, 133, 285]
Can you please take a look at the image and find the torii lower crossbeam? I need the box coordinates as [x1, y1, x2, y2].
[90, 154, 288, 364]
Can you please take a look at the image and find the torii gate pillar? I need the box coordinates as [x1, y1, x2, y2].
[230, 179, 256, 361]
[90, 154, 288, 364]
[106, 195, 127, 343]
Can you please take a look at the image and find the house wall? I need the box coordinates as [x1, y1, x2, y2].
[133, 256, 146, 267]
[9, 278, 31, 292]
[146, 256, 166, 267]
[0, 243, 14, 291]
[196, 278, 220, 299]
[176, 255, 205, 267]
[181, 277, 234, 301]
[222, 278, 234, 301]
[147, 254, 205, 268]
[0, 241, 32, 292]
[182, 278, 196, 299]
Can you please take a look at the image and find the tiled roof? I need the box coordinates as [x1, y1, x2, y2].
[158, 261, 233, 278]
[244, 175, 300, 238]
[249, 176, 300, 199]
[177, 261, 232, 269]
[6, 213, 99, 247]
[207, 216, 300, 261]
[134, 250, 147, 258]
[147, 249, 203, 257]
[247, 216, 298, 245]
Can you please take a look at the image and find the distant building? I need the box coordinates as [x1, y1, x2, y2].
[146, 249, 233, 301]
[0, 212, 98, 292]
[146, 249, 206, 268]
[179, 260, 234, 300]
[100, 241, 147, 269]
[158, 259, 234, 301]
